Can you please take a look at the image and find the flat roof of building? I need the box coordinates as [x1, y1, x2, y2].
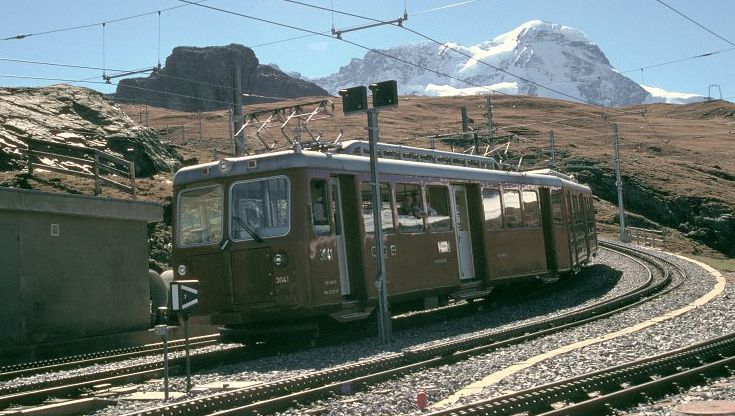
[0, 187, 162, 223]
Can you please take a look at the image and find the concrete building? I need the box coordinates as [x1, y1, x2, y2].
[0, 188, 162, 348]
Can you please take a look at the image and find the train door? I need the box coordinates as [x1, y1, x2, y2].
[330, 177, 351, 296]
[452, 185, 476, 280]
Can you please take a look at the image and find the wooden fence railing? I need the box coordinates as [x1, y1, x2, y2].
[628, 226, 666, 249]
[25, 138, 137, 198]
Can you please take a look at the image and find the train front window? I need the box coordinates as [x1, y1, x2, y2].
[177, 185, 223, 247]
[230, 176, 290, 241]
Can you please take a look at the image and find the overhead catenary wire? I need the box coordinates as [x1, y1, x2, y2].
[282, 0, 606, 107]
[0, 74, 234, 107]
[655, 0, 735, 47]
[1, 1, 207, 41]
[179, 1, 554, 102]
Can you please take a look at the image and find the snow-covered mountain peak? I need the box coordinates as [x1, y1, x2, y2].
[311, 20, 703, 106]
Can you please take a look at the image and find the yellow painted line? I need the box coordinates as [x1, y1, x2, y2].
[432, 253, 726, 409]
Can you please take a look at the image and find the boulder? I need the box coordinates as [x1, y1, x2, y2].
[0, 85, 180, 177]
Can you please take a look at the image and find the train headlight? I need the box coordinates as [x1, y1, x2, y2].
[219, 160, 232, 175]
[177, 264, 188, 276]
[273, 252, 288, 267]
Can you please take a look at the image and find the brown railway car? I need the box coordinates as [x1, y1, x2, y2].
[171, 141, 597, 337]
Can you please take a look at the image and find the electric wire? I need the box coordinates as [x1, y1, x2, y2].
[282, 0, 604, 107]
[0, 74, 234, 107]
[1, 1, 207, 41]
[655, 0, 735, 47]
[179, 1, 550, 102]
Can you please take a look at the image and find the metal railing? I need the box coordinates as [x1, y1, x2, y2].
[25, 138, 137, 198]
[628, 226, 666, 249]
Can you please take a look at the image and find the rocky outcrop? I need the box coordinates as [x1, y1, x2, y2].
[569, 159, 735, 257]
[0, 85, 180, 177]
[115, 44, 329, 112]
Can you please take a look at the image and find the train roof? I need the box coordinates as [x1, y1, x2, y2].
[174, 149, 591, 193]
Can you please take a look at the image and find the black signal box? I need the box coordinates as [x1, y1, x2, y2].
[338, 86, 368, 115]
[369, 80, 398, 109]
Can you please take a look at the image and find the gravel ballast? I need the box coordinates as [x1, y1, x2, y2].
[16, 243, 724, 416]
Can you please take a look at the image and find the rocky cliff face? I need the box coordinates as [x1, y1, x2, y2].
[0, 85, 180, 177]
[115, 44, 329, 112]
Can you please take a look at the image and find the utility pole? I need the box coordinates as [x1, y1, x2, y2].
[486, 95, 493, 144]
[198, 110, 202, 142]
[227, 107, 234, 154]
[233, 63, 244, 156]
[461, 106, 470, 142]
[612, 123, 630, 243]
[548, 130, 556, 169]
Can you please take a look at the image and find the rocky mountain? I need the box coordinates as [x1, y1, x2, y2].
[312, 20, 703, 106]
[115, 44, 329, 112]
[0, 85, 180, 177]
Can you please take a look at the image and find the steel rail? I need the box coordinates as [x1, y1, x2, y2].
[429, 332, 735, 416]
[123, 243, 669, 416]
[0, 335, 220, 381]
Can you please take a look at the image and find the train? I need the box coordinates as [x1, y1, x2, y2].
[171, 140, 597, 338]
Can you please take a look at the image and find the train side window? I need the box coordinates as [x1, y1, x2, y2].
[522, 190, 540, 227]
[551, 189, 563, 226]
[310, 179, 331, 236]
[566, 193, 574, 225]
[230, 176, 290, 241]
[177, 185, 223, 247]
[503, 190, 522, 228]
[426, 185, 451, 232]
[396, 183, 425, 233]
[482, 188, 503, 229]
[360, 182, 395, 234]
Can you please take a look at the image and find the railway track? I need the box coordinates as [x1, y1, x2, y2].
[0, 335, 220, 382]
[427, 252, 730, 416]
[1, 242, 692, 416]
[426, 331, 735, 416]
[107, 242, 676, 416]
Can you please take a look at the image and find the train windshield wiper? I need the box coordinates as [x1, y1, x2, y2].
[232, 215, 264, 243]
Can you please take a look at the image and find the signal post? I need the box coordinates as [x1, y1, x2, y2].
[339, 80, 398, 346]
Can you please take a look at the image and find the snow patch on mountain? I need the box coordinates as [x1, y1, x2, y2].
[312, 20, 693, 106]
[642, 85, 706, 104]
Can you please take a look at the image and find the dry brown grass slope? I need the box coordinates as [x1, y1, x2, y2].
[120, 95, 734, 259]
[4, 94, 731, 264]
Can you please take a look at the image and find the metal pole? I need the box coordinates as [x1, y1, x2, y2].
[461, 106, 469, 142]
[486, 95, 493, 143]
[198, 111, 202, 142]
[367, 108, 391, 345]
[183, 312, 192, 392]
[228, 107, 234, 154]
[155, 323, 170, 401]
[612, 123, 630, 242]
[233, 64, 244, 156]
[549, 130, 556, 169]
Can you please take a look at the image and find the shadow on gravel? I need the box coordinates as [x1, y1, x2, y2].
[208, 263, 626, 375]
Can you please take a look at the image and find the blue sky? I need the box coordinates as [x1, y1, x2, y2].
[1, 0, 733, 100]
